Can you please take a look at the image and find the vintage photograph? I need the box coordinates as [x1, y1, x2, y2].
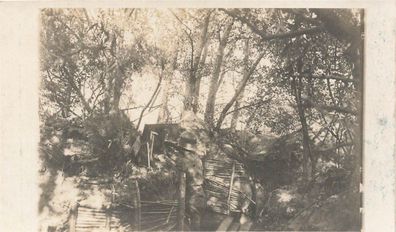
[39, 8, 363, 231]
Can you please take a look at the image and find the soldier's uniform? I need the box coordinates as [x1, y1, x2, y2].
[176, 131, 206, 231]
[202, 143, 254, 231]
[175, 130, 253, 231]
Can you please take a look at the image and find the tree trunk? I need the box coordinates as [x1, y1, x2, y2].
[230, 89, 244, 129]
[183, 11, 211, 113]
[192, 77, 201, 113]
[292, 75, 313, 182]
[230, 39, 249, 129]
[191, 41, 209, 113]
[112, 64, 124, 113]
[184, 76, 197, 112]
[103, 72, 113, 115]
[204, 19, 234, 125]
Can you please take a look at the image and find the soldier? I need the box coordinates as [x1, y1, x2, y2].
[176, 131, 206, 231]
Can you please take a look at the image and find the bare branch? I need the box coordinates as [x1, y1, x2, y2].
[136, 69, 164, 129]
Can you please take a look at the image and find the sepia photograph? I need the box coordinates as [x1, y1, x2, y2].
[37, 8, 365, 232]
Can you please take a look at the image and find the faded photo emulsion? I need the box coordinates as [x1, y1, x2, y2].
[38, 8, 363, 231]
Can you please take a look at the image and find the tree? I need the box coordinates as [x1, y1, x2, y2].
[40, 9, 147, 175]
[172, 9, 212, 113]
[41, 9, 146, 118]
[204, 17, 234, 125]
[40, 9, 363, 231]
[222, 9, 361, 184]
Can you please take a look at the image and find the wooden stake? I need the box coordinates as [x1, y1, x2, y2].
[69, 202, 78, 232]
[239, 215, 253, 231]
[252, 178, 258, 220]
[150, 131, 158, 162]
[146, 142, 151, 168]
[166, 206, 175, 223]
[177, 172, 186, 231]
[134, 180, 141, 231]
[216, 215, 234, 231]
[105, 204, 112, 231]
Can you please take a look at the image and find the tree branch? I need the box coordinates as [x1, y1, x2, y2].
[309, 74, 356, 83]
[314, 142, 354, 153]
[215, 51, 266, 130]
[301, 97, 357, 116]
[61, 66, 92, 113]
[192, 11, 212, 76]
[121, 104, 162, 111]
[220, 8, 323, 41]
[136, 69, 164, 129]
[224, 99, 271, 116]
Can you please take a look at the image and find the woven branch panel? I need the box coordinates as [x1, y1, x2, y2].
[73, 202, 177, 232]
[75, 206, 134, 232]
[139, 200, 178, 231]
[204, 156, 251, 215]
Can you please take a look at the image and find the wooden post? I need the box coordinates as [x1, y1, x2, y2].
[216, 216, 234, 231]
[105, 204, 112, 231]
[69, 203, 78, 232]
[146, 142, 151, 168]
[239, 215, 253, 231]
[150, 131, 158, 162]
[252, 178, 258, 220]
[177, 171, 186, 231]
[134, 180, 141, 231]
